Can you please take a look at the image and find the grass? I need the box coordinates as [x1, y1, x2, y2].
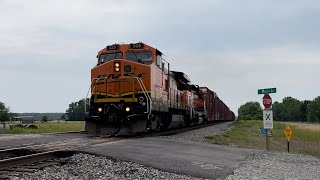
[0, 121, 85, 134]
[206, 120, 320, 158]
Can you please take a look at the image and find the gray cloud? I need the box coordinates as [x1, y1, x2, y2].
[0, 0, 319, 113]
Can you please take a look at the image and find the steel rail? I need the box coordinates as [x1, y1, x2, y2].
[0, 148, 34, 160]
[0, 137, 86, 156]
[0, 150, 75, 171]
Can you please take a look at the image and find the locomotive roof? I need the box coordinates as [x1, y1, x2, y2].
[171, 71, 191, 83]
[98, 42, 163, 55]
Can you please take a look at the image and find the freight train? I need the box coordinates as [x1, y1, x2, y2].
[85, 42, 235, 135]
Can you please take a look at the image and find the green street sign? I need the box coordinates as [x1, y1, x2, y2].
[258, 88, 277, 94]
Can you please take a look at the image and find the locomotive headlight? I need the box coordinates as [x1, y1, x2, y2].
[98, 107, 103, 112]
[114, 62, 120, 72]
[125, 107, 130, 112]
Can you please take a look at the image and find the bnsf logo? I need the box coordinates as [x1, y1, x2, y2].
[97, 73, 143, 79]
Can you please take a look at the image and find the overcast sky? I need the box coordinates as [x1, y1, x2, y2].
[1, 0, 319, 114]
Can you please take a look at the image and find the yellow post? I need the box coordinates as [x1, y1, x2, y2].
[285, 124, 293, 153]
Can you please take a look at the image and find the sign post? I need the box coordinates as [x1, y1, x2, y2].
[263, 110, 273, 151]
[285, 124, 292, 152]
[258, 88, 276, 151]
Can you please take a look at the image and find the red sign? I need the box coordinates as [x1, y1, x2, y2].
[263, 94, 272, 109]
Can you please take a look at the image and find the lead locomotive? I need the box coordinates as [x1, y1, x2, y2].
[85, 42, 234, 135]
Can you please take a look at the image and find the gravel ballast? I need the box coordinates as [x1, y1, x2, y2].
[165, 121, 234, 142]
[10, 153, 205, 180]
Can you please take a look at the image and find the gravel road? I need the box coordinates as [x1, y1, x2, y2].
[226, 152, 320, 180]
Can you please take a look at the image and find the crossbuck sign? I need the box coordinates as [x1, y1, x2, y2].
[263, 110, 273, 129]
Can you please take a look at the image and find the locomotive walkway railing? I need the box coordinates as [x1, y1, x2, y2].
[85, 76, 152, 119]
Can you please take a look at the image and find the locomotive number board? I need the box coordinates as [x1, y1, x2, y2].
[107, 44, 118, 51]
[131, 43, 144, 49]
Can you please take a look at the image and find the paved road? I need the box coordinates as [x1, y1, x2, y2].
[83, 136, 258, 179]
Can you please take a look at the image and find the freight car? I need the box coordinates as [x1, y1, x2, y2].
[85, 42, 234, 135]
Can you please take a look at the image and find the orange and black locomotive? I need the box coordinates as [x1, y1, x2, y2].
[85, 42, 235, 135]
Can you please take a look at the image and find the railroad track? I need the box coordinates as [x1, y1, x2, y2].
[0, 150, 75, 171]
[0, 130, 86, 150]
[0, 150, 75, 179]
[0, 136, 123, 178]
[139, 120, 231, 138]
[0, 121, 229, 178]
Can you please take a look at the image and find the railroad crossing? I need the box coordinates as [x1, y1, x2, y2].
[258, 87, 277, 151]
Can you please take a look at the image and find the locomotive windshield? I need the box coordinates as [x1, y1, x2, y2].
[126, 51, 153, 64]
[99, 53, 123, 64]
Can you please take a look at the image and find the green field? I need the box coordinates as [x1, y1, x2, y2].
[0, 121, 85, 134]
[206, 120, 320, 158]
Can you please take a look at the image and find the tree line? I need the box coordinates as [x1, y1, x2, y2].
[238, 96, 320, 122]
[18, 113, 66, 121]
[0, 99, 88, 123]
[0, 103, 66, 122]
[3, 95, 319, 122]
